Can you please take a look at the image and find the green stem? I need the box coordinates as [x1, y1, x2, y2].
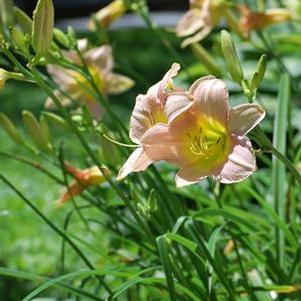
[252, 127, 301, 185]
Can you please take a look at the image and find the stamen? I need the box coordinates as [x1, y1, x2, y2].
[187, 126, 224, 157]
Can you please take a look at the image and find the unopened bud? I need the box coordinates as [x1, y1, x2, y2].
[42, 111, 71, 132]
[0, 0, 14, 26]
[32, 0, 54, 55]
[13, 7, 32, 35]
[221, 30, 244, 84]
[22, 110, 52, 152]
[0, 113, 24, 144]
[53, 28, 69, 48]
[9, 27, 30, 57]
[250, 54, 267, 91]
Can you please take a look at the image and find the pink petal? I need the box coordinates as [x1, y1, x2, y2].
[214, 135, 256, 184]
[190, 76, 229, 125]
[181, 25, 212, 47]
[106, 73, 134, 95]
[129, 94, 166, 144]
[147, 63, 180, 100]
[176, 9, 204, 37]
[175, 170, 207, 188]
[117, 147, 152, 180]
[165, 92, 193, 122]
[141, 123, 183, 164]
[85, 100, 103, 120]
[84, 45, 114, 74]
[229, 104, 265, 135]
[47, 65, 75, 87]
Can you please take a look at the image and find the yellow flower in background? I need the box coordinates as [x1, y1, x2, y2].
[57, 163, 110, 206]
[238, 4, 291, 38]
[176, 0, 227, 47]
[88, 0, 127, 30]
[46, 39, 134, 119]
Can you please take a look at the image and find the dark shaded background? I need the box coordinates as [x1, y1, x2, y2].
[15, 0, 188, 19]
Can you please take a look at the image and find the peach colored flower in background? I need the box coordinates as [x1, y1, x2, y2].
[176, 0, 227, 47]
[57, 163, 110, 206]
[46, 40, 134, 119]
[238, 4, 291, 38]
[88, 0, 127, 30]
[141, 76, 265, 187]
[117, 63, 182, 180]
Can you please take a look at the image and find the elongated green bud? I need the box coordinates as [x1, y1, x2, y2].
[39, 114, 52, 144]
[42, 111, 71, 132]
[0, 0, 14, 26]
[0, 113, 24, 144]
[250, 54, 267, 91]
[221, 30, 244, 84]
[13, 7, 32, 35]
[32, 0, 54, 55]
[53, 28, 69, 48]
[22, 110, 52, 152]
[9, 27, 30, 57]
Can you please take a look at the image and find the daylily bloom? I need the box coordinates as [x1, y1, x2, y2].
[88, 0, 127, 30]
[46, 40, 134, 118]
[238, 4, 291, 38]
[57, 163, 110, 206]
[176, 0, 227, 47]
[141, 76, 265, 187]
[117, 63, 181, 180]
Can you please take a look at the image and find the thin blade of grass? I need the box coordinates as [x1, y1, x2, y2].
[272, 74, 290, 269]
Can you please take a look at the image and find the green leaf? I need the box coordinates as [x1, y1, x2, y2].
[157, 235, 176, 301]
[272, 73, 290, 268]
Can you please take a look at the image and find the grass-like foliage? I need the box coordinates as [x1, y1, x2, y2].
[0, 0, 301, 300]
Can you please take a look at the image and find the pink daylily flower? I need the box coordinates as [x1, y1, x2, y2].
[117, 63, 181, 180]
[46, 40, 134, 119]
[141, 76, 265, 187]
[176, 0, 227, 47]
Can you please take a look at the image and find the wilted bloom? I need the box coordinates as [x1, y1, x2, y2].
[176, 0, 227, 47]
[0, 68, 27, 91]
[88, 0, 127, 30]
[117, 63, 181, 180]
[46, 40, 134, 118]
[238, 4, 291, 38]
[57, 163, 110, 206]
[0, 69, 8, 91]
[141, 76, 265, 187]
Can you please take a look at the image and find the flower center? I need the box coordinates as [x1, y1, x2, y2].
[73, 67, 105, 99]
[187, 126, 226, 158]
[142, 109, 168, 129]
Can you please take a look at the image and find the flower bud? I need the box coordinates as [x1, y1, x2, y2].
[0, 113, 24, 144]
[88, 0, 127, 30]
[42, 112, 71, 132]
[22, 110, 52, 152]
[53, 28, 69, 48]
[250, 54, 267, 91]
[13, 7, 32, 35]
[221, 30, 244, 84]
[9, 27, 30, 57]
[0, 0, 14, 27]
[32, 0, 54, 55]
